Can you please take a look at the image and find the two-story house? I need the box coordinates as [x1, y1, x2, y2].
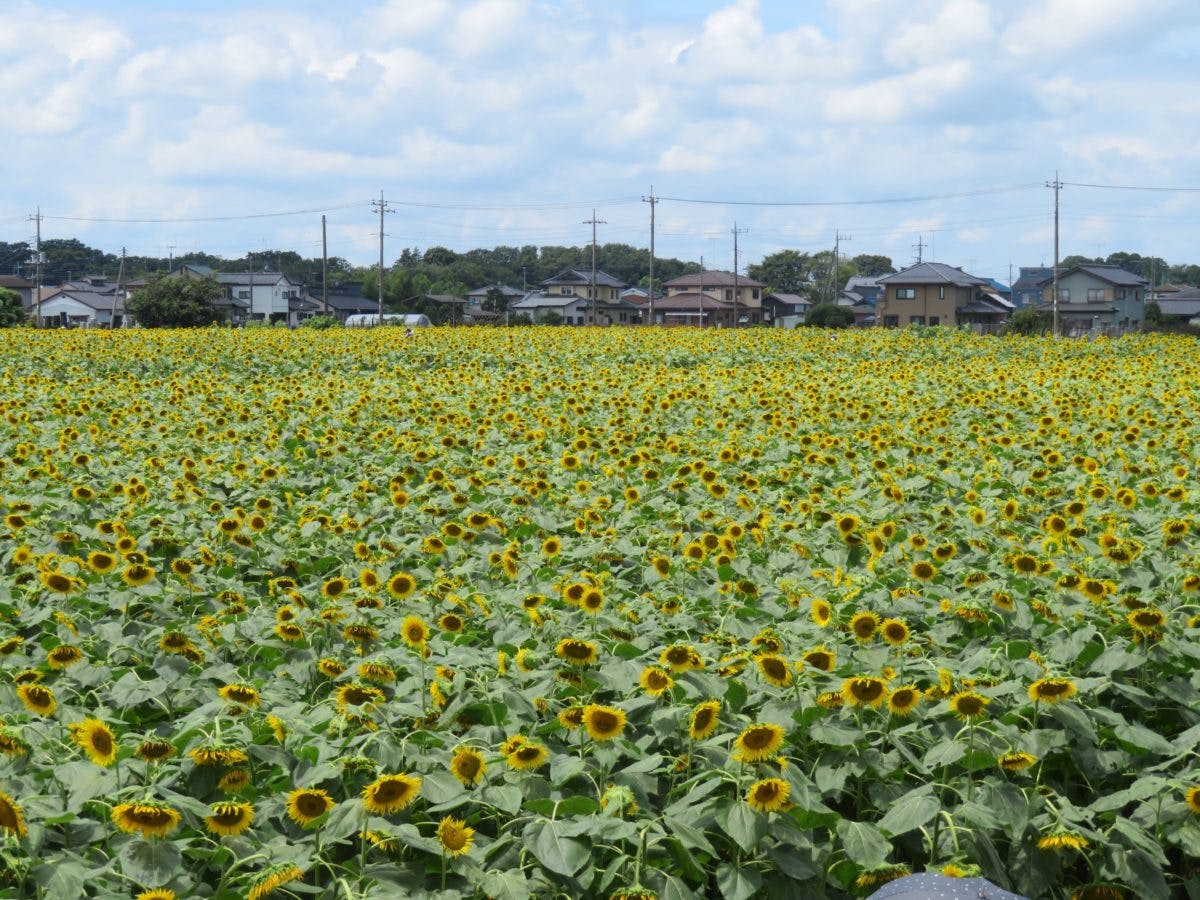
[662, 270, 763, 325]
[876, 262, 1002, 328]
[1011, 267, 1052, 308]
[540, 269, 627, 325]
[0, 275, 34, 312]
[216, 270, 306, 326]
[1036, 264, 1147, 335]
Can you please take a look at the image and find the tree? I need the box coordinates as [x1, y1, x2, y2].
[850, 254, 895, 277]
[126, 276, 226, 327]
[1144, 300, 1164, 329]
[1007, 307, 1052, 335]
[0, 287, 24, 327]
[804, 303, 853, 328]
[748, 250, 812, 294]
[483, 287, 508, 313]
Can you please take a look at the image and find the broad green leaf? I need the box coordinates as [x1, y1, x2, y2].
[118, 839, 180, 888]
[525, 819, 590, 877]
[717, 863, 762, 900]
[876, 789, 939, 836]
[715, 799, 768, 853]
[1113, 723, 1174, 755]
[835, 819, 890, 869]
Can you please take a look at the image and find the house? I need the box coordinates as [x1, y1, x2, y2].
[466, 284, 526, 309]
[0, 275, 34, 310]
[318, 282, 377, 323]
[1036, 264, 1146, 336]
[1149, 282, 1190, 302]
[1150, 287, 1200, 326]
[37, 279, 126, 327]
[842, 275, 883, 306]
[510, 292, 591, 324]
[652, 292, 744, 328]
[1011, 267, 1052, 308]
[661, 270, 763, 325]
[876, 262, 1010, 331]
[620, 286, 650, 305]
[215, 270, 305, 326]
[762, 292, 812, 328]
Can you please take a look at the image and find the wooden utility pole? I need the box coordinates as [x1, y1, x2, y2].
[732, 222, 748, 326]
[643, 188, 657, 326]
[109, 247, 125, 329]
[372, 191, 393, 325]
[1047, 173, 1062, 336]
[584, 209, 605, 325]
[321, 214, 329, 315]
[698, 257, 704, 328]
[29, 208, 42, 327]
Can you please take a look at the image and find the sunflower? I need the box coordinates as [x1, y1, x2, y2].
[1012, 554, 1038, 574]
[286, 788, 335, 826]
[887, 685, 921, 717]
[681, 700, 718, 741]
[849, 611, 879, 642]
[802, 646, 836, 672]
[362, 773, 422, 814]
[755, 654, 792, 687]
[842, 677, 888, 708]
[1127, 607, 1166, 634]
[189, 744, 247, 767]
[121, 563, 156, 587]
[580, 588, 605, 613]
[0, 791, 27, 837]
[437, 815, 475, 856]
[542, 537, 562, 557]
[40, 570, 76, 594]
[449, 747, 486, 786]
[555, 638, 599, 667]
[0, 636, 23, 656]
[732, 722, 786, 763]
[811, 598, 833, 627]
[47, 644, 84, 669]
[70, 718, 118, 766]
[745, 777, 790, 813]
[880, 618, 909, 645]
[112, 801, 182, 838]
[136, 890, 177, 900]
[558, 706, 584, 730]
[219, 769, 251, 793]
[343, 623, 379, 644]
[639, 666, 674, 697]
[386, 571, 417, 598]
[358, 662, 397, 684]
[317, 657, 346, 678]
[999, 752, 1038, 772]
[1028, 678, 1077, 704]
[87, 551, 118, 573]
[1037, 831, 1089, 851]
[949, 691, 990, 721]
[135, 738, 176, 762]
[275, 622, 304, 642]
[910, 561, 937, 581]
[336, 683, 384, 715]
[206, 802, 255, 837]
[505, 741, 549, 771]
[0, 729, 29, 758]
[248, 863, 304, 900]
[659, 644, 702, 672]
[1185, 786, 1200, 815]
[16, 683, 56, 716]
[401, 615, 430, 648]
[218, 684, 261, 707]
[582, 705, 627, 741]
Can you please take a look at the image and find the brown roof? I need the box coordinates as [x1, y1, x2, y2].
[655, 292, 735, 311]
[0, 275, 33, 289]
[663, 270, 764, 288]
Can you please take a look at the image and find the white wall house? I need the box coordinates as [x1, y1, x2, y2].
[216, 272, 304, 325]
[37, 287, 126, 327]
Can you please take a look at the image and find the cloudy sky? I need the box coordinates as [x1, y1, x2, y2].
[4, 0, 1200, 282]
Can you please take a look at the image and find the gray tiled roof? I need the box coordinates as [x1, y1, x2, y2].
[543, 269, 625, 288]
[877, 262, 987, 287]
[663, 270, 764, 288]
[1036, 265, 1147, 287]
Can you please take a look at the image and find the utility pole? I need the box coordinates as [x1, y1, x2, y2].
[29, 208, 42, 327]
[372, 191, 394, 326]
[167, 243, 175, 272]
[698, 256, 704, 328]
[732, 222, 748, 327]
[1047, 172, 1062, 337]
[643, 188, 658, 326]
[912, 235, 925, 265]
[109, 247, 125, 329]
[832, 229, 851, 306]
[584, 209, 605, 325]
[321, 214, 329, 315]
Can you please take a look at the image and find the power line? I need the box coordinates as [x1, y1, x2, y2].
[43, 202, 366, 224]
[656, 183, 1043, 207]
[1063, 181, 1200, 193]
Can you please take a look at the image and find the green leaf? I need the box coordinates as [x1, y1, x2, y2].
[809, 722, 861, 747]
[481, 784, 523, 815]
[717, 863, 762, 900]
[478, 869, 532, 900]
[835, 819, 890, 868]
[555, 796, 599, 817]
[1113, 723, 1174, 755]
[525, 819, 590, 877]
[118, 839, 181, 888]
[31, 860, 88, 900]
[716, 799, 768, 852]
[923, 739, 966, 769]
[875, 789, 939, 837]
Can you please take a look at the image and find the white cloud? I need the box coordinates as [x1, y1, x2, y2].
[883, 0, 995, 69]
[823, 60, 973, 123]
[1002, 0, 1179, 56]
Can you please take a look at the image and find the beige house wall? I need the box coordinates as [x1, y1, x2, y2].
[876, 284, 965, 326]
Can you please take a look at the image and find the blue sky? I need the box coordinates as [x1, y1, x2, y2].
[4, 0, 1200, 283]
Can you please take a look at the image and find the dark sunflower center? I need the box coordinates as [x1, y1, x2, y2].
[742, 727, 775, 749]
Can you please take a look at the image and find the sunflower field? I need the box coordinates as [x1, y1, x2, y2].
[1, 325, 1199, 900]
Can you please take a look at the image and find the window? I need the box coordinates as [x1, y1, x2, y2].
[560, 286, 573, 295]
[929, 316, 940, 326]
[238, 290, 250, 299]
[1057, 288, 1069, 302]
[883, 315, 899, 327]
[752, 289, 760, 299]
[1087, 288, 1105, 301]
[938, 287, 944, 299]
[896, 288, 916, 299]
[910, 315, 925, 326]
